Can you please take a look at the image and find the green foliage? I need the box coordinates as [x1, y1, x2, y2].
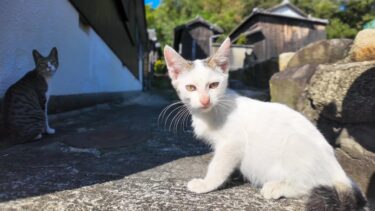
[235, 34, 248, 45]
[293, 0, 375, 39]
[327, 18, 357, 38]
[146, 0, 245, 47]
[154, 59, 167, 74]
[146, 0, 375, 46]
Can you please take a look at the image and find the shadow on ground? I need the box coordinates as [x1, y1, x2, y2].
[0, 95, 209, 203]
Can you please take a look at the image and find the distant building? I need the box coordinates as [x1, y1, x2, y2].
[228, 0, 328, 88]
[145, 29, 161, 90]
[229, 0, 328, 63]
[0, 0, 148, 112]
[173, 16, 223, 60]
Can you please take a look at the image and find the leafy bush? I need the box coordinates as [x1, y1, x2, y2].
[235, 34, 248, 45]
[154, 59, 167, 74]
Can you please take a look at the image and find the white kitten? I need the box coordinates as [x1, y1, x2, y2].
[163, 38, 367, 210]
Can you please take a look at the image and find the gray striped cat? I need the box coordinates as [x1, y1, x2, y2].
[2, 47, 58, 144]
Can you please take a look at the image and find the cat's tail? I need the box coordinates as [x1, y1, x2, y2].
[305, 180, 368, 211]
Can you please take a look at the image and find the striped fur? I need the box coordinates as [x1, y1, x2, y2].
[306, 182, 368, 211]
[1, 48, 58, 145]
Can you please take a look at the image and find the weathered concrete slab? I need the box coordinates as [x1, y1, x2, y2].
[0, 93, 304, 210]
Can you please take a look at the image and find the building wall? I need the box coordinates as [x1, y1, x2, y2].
[0, 0, 142, 98]
[211, 44, 253, 71]
[180, 24, 215, 60]
[250, 16, 326, 62]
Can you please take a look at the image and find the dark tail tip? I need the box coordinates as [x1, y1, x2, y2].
[305, 185, 368, 211]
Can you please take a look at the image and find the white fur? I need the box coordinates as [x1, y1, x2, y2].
[44, 88, 55, 135]
[43, 67, 56, 135]
[164, 38, 351, 199]
[47, 61, 56, 72]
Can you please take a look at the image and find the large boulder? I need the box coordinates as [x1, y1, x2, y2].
[349, 29, 375, 62]
[286, 39, 353, 69]
[270, 37, 375, 200]
[270, 64, 317, 108]
[335, 126, 375, 196]
[278, 52, 295, 72]
[301, 61, 375, 123]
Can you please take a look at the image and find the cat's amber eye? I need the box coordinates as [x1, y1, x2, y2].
[209, 82, 219, 89]
[186, 85, 197, 91]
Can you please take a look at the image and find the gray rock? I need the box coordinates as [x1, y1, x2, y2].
[286, 39, 353, 69]
[303, 61, 375, 123]
[271, 39, 375, 206]
[270, 64, 318, 109]
[279, 52, 295, 72]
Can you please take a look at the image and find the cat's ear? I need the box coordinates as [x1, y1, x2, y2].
[163, 45, 189, 80]
[210, 37, 231, 73]
[32, 49, 42, 63]
[49, 47, 58, 60]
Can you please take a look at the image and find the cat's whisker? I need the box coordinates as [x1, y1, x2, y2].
[158, 101, 183, 126]
[216, 100, 232, 108]
[158, 101, 183, 129]
[172, 107, 185, 133]
[180, 108, 190, 132]
[217, 98, 234, 103]
[164, 105, 185, 131]
[219, 102, 232, 110]
[182, 109, 191, 132]
[174, 107, 188, 133]
[216, 102, 231, 113]
[159, 101, 182, 119]
[181, 110, 188, 132]
[169, 106, 187, 133]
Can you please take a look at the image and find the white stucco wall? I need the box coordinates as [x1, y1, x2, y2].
[0, 0, 142, 97]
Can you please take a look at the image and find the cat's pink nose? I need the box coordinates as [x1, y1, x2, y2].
[200, 96, 210, 108]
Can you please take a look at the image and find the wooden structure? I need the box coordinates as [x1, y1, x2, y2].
[173, 16, 223, 60]
[145, 29, 161, 90]
[211, 44, 253, 71]
[229, 0, 328, 63]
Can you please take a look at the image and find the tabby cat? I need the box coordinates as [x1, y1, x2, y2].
[2, 47, 58, 144]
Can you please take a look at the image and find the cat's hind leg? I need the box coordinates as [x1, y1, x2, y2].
[187, 144, 241, 194]
[260, 181, 305, 199]
[33, 133, 43, 140]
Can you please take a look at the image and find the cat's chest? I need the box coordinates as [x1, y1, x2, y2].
[191, 116, 224, 145]
[44, 78, 51, 98]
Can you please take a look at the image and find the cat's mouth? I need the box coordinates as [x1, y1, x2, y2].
[200, 105, 213, 112]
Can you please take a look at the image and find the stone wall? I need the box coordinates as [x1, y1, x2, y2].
[270, 29, 375, 203]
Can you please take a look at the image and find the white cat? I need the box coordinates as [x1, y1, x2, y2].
[163, 38, 367, 210]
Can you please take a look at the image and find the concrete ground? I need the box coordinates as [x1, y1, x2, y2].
[0, 92, 304, 210]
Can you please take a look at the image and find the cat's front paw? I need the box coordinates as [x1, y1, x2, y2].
[187, 178, 212, 194]
[45, 128, 55, 135]
[261, 181, 284, 200]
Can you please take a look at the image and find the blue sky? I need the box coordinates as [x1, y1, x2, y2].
[145, 0, 161, 9]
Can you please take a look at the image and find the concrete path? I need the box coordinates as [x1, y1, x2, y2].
[0, 92, 304, 210]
